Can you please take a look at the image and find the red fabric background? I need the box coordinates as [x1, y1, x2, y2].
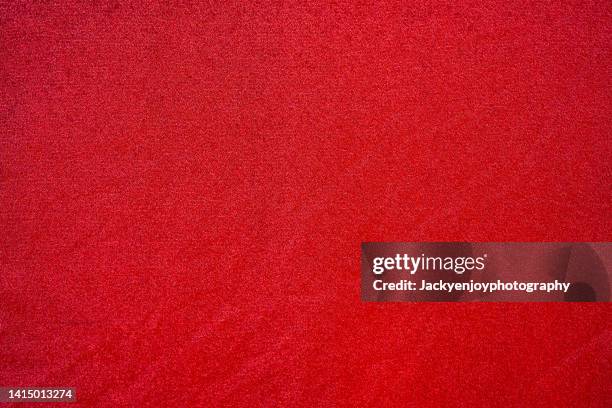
[1, 1, 610, 406]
